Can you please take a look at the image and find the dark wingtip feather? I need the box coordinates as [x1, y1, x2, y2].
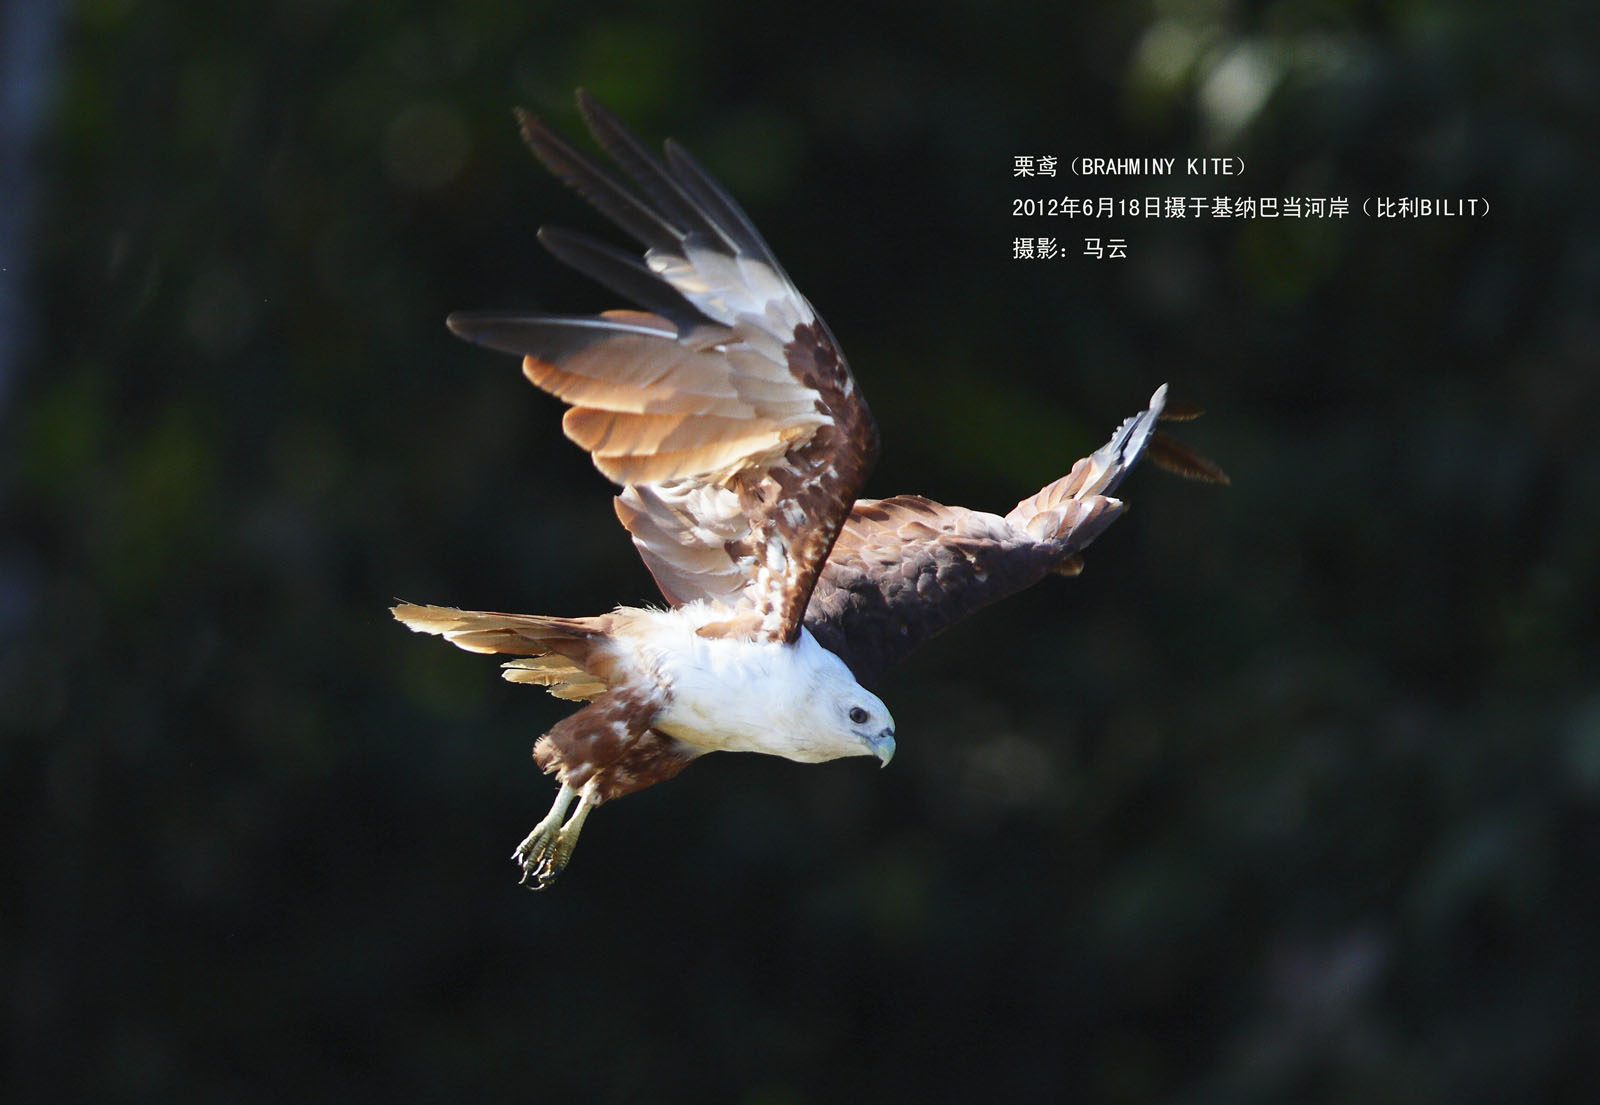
[446, 311, 514, 344]
[513, 100, 680, 250]
[512, 105, 542, 146]
[1149, 431, 1231, 485]
[1158, 398, 1207, 422]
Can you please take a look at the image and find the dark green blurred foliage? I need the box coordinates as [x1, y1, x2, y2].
[4, 0, 1598, 1101]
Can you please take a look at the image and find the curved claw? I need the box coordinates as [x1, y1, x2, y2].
[512, 828, 560, 889]
[511, 787, 593, 891]
[513, 826, 575, 890]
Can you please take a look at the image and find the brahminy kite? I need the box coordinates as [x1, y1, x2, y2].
[395, 92, 1221, 888]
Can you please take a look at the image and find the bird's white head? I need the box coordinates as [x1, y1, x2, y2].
[782, 632, 896, 766]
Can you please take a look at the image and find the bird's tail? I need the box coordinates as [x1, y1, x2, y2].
[392, 603, 617, 701]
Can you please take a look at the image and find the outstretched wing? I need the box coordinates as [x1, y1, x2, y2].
[449, 92, 877, 643]
[804, 386, 1169, 686]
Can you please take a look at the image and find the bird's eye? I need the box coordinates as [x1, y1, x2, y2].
[849, 706, 870, 724]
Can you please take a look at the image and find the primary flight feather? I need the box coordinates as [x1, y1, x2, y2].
[395, 91, 1215, 889]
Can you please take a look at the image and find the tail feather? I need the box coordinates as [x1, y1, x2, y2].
[392, 603, 618, 697]
[502, 655, 609, 701]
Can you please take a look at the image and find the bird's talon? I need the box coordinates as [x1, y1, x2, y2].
[511, 800, 586, 890]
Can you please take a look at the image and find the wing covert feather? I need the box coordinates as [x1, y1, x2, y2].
[804, 388, 1166, 685]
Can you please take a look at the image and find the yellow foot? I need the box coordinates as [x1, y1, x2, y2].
[511, 786, 592, 890]
[512, 825, 571, 889]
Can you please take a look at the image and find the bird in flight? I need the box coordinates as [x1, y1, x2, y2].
[395, 92, 1221, 889]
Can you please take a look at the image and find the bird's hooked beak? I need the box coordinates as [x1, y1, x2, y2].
[867, 728, 896, 768]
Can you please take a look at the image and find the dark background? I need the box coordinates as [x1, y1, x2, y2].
[5, 0, 1597, 1101]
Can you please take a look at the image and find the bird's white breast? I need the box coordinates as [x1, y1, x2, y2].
[611, 604, 867, 763]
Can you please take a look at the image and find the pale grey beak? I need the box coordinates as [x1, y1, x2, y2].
[867, 728, 896, 767]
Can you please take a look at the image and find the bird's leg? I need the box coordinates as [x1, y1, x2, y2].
[523, 794, 593, 890]
[512, 783, 576, 885]
[511, 783, 595, 890]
